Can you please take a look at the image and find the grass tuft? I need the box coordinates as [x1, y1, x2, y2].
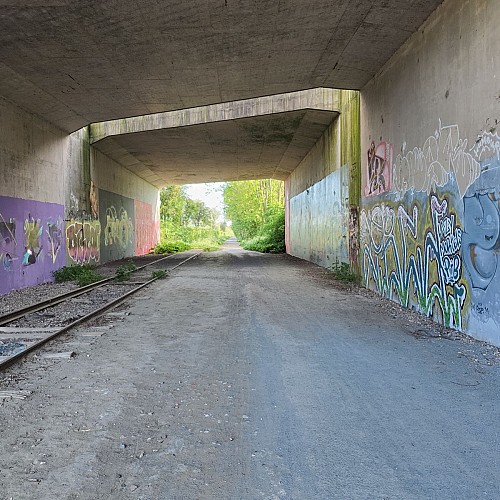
[151, 270, 168, 279]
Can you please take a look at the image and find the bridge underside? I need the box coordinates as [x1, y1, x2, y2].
[3, 0, 500, 346]
[0, 0, 441, 132]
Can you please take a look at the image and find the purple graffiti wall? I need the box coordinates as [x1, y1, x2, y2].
[0, 195, 65, 296]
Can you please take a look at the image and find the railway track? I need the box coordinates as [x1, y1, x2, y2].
[0, 251, 201, 369]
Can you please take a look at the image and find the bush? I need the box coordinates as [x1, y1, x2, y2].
[154, 224, 232, 254]
[153, 240, 190, 254]
[242, 207, 285, 253]
[53, 264, 104, 287]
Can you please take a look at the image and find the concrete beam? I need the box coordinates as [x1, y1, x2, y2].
[90, 88, 340, 143]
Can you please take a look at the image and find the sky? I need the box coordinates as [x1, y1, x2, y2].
[184, 182, 225, 220]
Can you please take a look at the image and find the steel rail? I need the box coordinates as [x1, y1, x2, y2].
[0, 252, 181, 326]
[0, 252, 201, 369]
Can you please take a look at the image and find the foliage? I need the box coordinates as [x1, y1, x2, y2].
[153, 240, 190, 254]
[159, 185, 185, 226]
[160, 185, 216, 228]
[242, 207, 285, 253]
[224, 179, 285, 253]
[223, 179, 284, 241]
[53, 264, 104, 287]
[151, 270, 168, 279]
[115, 260, 137, 281]
[328, 262, 360, 283]
[155, 184, 231, 254]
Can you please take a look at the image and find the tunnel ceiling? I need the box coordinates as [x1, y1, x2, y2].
[1, 0, 443, 132]
[92, 109, 338, 186]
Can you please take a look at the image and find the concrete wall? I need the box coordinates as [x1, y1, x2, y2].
[360, 0, 500, 345]
[0, 96, 160, 296]
[286, 90, 360, 268]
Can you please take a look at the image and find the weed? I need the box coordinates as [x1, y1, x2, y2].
[151, 270, 168, 279]
[328, 262, 360, 283]
[115, 260, 137, 281]
[53, 264, 104, 287]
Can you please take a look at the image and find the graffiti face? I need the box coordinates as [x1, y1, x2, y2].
[462, 194, 500, 290]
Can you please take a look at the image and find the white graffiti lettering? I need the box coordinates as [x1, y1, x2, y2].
[393, 120, 481, 198]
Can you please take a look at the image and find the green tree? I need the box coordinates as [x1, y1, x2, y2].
[183, 199, 213, 227]
[159, 185, 186, 225]
[223, 179, 284, 241]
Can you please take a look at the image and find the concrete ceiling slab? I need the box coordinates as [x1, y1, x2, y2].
[93, 109, 337, 186]
[90, 89, 340, 186]
[0, 0, 443, 132]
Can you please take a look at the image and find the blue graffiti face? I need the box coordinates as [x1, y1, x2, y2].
[462, 194, 500, 289]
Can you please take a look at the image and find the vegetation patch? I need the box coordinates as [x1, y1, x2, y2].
[53, 264, 104, 287]
[153, 240, 190, 254]
[151, 270, 168, 279]
[115, 260, 137, 281]
[241, 207, 285, 253]
[224, 180, 285, 253]
[328, 262, 360, 283]
[153, 185, 232, 254]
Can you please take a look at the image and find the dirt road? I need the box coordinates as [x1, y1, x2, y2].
[0, 241, 499, 499]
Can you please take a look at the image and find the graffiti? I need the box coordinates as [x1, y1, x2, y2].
[0, 196, 65, 295]
[366, 141, 392, 196]
[104, 206, 134, 249]
[392, 121, 481, 198]
[134, 200, 158, 255]
[23, 216, 43, 266]
[462, 194, 499, 290]
[90, 181, 99, 219]
[349, 207, 359, 268]
[361, 194, 466, 329]
[470, 130, 500, 161]
[0, 213, 16, 271]
[46, 217, 63, 264]
[66, 220, 101, 264]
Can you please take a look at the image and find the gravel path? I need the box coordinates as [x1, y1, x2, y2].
[0, 242, 499, 499]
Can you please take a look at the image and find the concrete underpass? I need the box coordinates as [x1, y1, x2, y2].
[0, 0, 499, 497]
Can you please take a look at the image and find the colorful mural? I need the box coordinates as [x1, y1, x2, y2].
[362, 121, 500, 343]
[361, 193, 466, 329]
[134, 199, 159, 255]
[0, 196, 66, 296]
